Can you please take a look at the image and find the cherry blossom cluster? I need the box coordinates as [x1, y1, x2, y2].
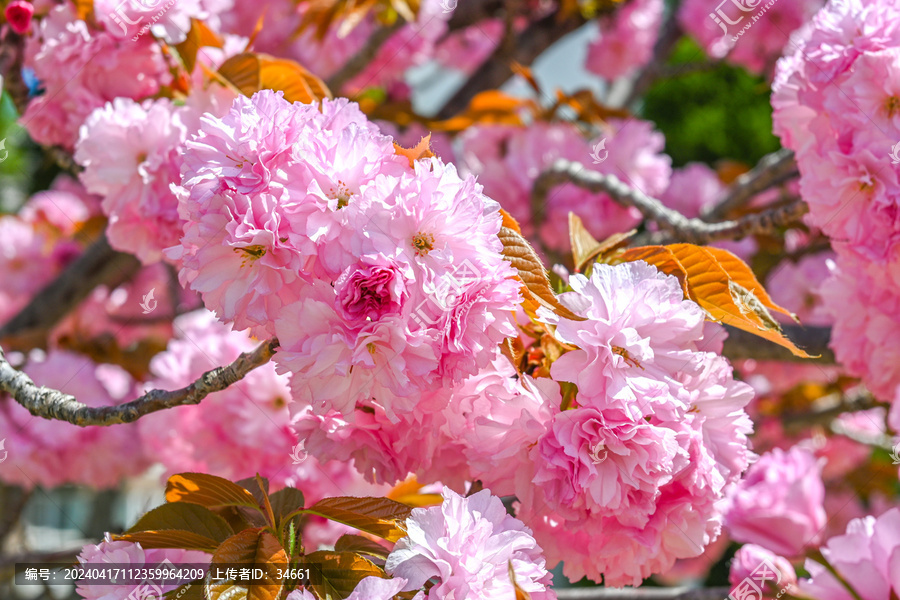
[294, 259, 755, 586]
[772, 0, 900, 401]
[679, 0, 824, 75]
[169, 90, 520, 422]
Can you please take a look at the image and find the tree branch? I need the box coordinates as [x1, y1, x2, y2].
[433, 11, 585, 119]
[555, 588, 731, 600]
[0, 29, 29, 116]
[0, 235, 140, 350]
[0, 338, 279, 427]
[620, 7, 682, 107]
[533, 159, 808, 245]
[702, 149, 799, 220]
[721, 324, 834, 363]
[782, 389, 885, 429]
[446, 1, 503, 31]
[326, 22, 403, 93]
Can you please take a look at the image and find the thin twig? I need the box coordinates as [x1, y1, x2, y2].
[620, 7, 682, 107]
[326, 22, 403, 92]
[782, 389, 885, 429]
[533, 159, 808, 245]
[433, 11, 585, 119]
[0, 235, 140, 350]
[0, 486, 32, 547]
[721, 325, 833, 364]
[829, 419, 895, 451]
[0, 29, 29, 116]
[0, 338, 279, 427]
[702, 149, 799, 220]
[0, 548, 83, 570]
[446, 1, 502, 31]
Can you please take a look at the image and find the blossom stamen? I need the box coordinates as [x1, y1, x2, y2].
[412, 232, 435, 256]
[611, 345, 643, 369]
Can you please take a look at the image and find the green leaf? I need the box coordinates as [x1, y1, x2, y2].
[301, 497, 412, 542]
[127, 502, 234, 543]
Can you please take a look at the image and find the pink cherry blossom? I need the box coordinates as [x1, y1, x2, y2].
[679, 0, 824, 75]
[76, 98, 187, 264]
[0, 351, 149, 489]
[386, 488, 556, 600]
[525, 261, 753, 586]
[729, 544, 797, 595]
[92, 0, 233, 43]
[800, 507, 900, 600]
[75, 535, 210, 600]
[586, 0, 663, 80]
[22, 5, 169, 149]
[6, 0, 34, 34]
[724, 446, 827, 557]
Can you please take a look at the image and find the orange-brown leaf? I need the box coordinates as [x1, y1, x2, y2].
[616, 246, 691, 297]
[333, 534, 391, 560]
[175, 19, 224, 74]
[431, 90, 532, 132]
[206, 529, 286, 600]
[702, 245, 797, 320]
[302, 497, 412, 542]
[509, 561, 532, 600]
[166, 473, 261, 510]
[393, 134, 435, 167]
[569, 214, 634, 272]
[511, 62, 541, 96]
[499, 208, 522, 233]
[303, 551, 387, 599]
[498, 226, 587, 322]
[113, 530, 220, 553]
[384, 474, 443, 506]
[127, 502, 233, 543]
[74, 0, 93, 21]
[616, 244, 812, 357]
[218, 52, 331, 104]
